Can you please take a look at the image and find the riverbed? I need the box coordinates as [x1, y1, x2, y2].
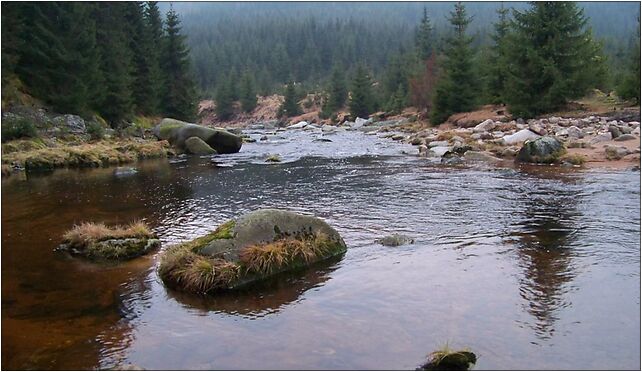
[2, 129, 640, 369]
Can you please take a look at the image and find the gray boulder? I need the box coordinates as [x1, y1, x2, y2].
[614, 134, 637, 142]
[159, 209, 347, 293]
[473, 119, 495, 133]
[516, 136, 566, 164]
[376, 233, 414, 247]
[605, 145, 631, 160]
[52, 114, 86, 134]
[185, 136, 217, 155]
[153, 118, 242, 154]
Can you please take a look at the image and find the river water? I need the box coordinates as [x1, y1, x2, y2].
[2, 129, 640, 370]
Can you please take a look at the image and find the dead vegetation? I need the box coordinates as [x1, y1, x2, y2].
[239, 232, 341, 275]
[2, 138, 172, 171]
[63, 221, 154, 246]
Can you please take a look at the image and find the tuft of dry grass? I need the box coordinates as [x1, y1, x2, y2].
[239, 232, 342, 275]
[63, 221, 154, 246]
[1, 138, 171, 172]
[158, 244, 241, 293]
[421, 343, 477, 371]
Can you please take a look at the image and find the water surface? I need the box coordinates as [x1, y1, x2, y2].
[2, 129, 640, 370]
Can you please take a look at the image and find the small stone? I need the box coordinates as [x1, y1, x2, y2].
[376, 233, 414, 247]
[614, 134, 637, 142]
[428, 140, 449, 148]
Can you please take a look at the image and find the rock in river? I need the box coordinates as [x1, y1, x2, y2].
[57, 221, 160, 260]
[516, 136, 566, 164]
[185, 136, 217, 155]
[376, 234, 415, 247]
[158, 209, 347, 294]
[153, 118, 242, 154]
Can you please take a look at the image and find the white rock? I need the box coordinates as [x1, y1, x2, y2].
[429, 146, 451, 157]
[428, 140, 449, 148]
[502, 129, 540, 145]
[473, 119, 496, 133]
[288, 121, 308, 129]
[632, 127, 640, 136]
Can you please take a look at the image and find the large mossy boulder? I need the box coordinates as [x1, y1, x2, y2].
[153, 118, 242, 154]
[516, 136, 566, 164]
[158, 209, 347, 294]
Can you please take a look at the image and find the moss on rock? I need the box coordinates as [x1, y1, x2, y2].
[158, 210, 347, 294]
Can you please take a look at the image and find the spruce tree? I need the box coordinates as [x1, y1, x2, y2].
[1, 3, 25, 86]
[618, 17, 641, 103]
[279, 82, 301, 117]
[17, 3, 102, 116]
[215, 77, 235, 120]
[144, 1, 164, 114]
[416, 7, 434, 61]
[239, 71, 258, 113]
[485, 4, 510, 104]
[349, 64, 375, 119]
[431, 2, 477, 124]
[505, 2, 607, 118]
[324, 65, 348, 114]
[161, 7, 197, 121]
[125, 2, 157, 115]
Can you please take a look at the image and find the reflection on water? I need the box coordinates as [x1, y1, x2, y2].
[2, 129, 640, 370]
[168, 256, 343, 319]
[510, 186, 580, 340]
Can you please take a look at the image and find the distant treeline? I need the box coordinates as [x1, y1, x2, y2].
[173, 1, 640, 95]
[1, 2, 197, 126]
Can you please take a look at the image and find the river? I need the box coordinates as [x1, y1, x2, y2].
[2, 129, 640, 370]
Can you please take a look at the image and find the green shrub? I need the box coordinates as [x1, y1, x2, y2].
[86, 120, 105, 140]
[1, 118, 38, 142]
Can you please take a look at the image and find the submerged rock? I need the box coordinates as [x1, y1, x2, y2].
[516, 136, 566, 164]
[158, 209, 347, 294]
[153, 118, 242, 154]
[113, 167, 138, 177]
[376, 233, 415, 247]
[418, 349, 477, 371]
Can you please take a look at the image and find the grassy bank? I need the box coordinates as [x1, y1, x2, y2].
[1, 137, 173, 174]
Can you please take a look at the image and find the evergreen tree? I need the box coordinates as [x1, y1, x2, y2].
[618, 17, 641, 103]
[161, 7, 197, 121]
[416, 7, 434, 61]
[323, 65, 348, 114]
[484, 4, 510, 104]
[215, 76, 235, 120]
[239, 71, 258, 112]
[386, 83, 407, 114]
[125, 2, 159, 115]
[1, 3, 25, 85]
[144, 1, 164, 112]
[279, 82, 301, 117]
[349, 64, 375, 118]
[505, 2, 607, 118]
[95, 3, 134, 125]
[431, 2, 477, 124]
[16, 3, 102, 116]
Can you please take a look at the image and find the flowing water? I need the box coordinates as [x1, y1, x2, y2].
[2, 129, 640, 370]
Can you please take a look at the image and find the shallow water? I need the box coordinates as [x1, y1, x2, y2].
[2, 129, 640, 370]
